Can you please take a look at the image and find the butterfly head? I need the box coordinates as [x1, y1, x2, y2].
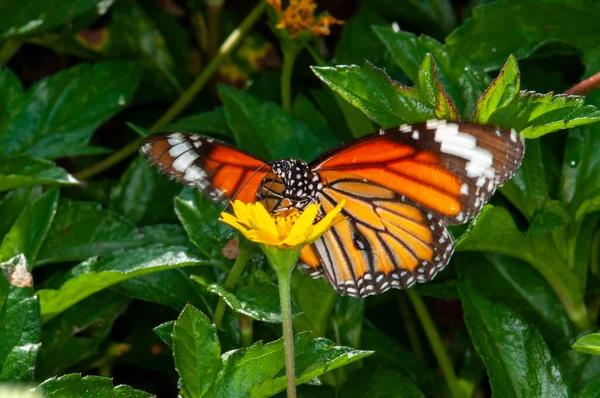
[258, 159, 322, 213]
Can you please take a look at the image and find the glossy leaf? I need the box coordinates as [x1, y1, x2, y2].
[219, 84, 332, 161]
[153, 321, 174, 348]
[172, 305, 221, 398]
[37, 200, 187, 265]
[38, 245, 208, 322]
[472, 56, 520, 124]
[0, 69, 24, 125]
[374, 27, 489, 117]
[312, 61, 438, 127]
[0, 254, 40, 382]
[573, 334, 600, 356]
[0, 187, 42, 239]
[36, 291, 130, 378]
[340, 367, 424, 398]
[458, 269, 569, 397]
[192, 275, 300, 323]
[0, 62, 142, 159]
[0, 188, 58, 264]
[0, 0, 110, 39]
[36, 373, 152, 397]
[446, 0, 600, 71]
[0, 155, 78, 192]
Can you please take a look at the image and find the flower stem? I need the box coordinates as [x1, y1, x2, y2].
[281, 46, 300, 113]
[276, 261, 297, 398]
[407, 290, 464, 398]
[213, 246, 252, 329]
[75, 0, 268, 180]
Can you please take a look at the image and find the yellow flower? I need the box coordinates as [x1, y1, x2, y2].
[266, 0, 344, 38]
[220, 199, 345, 248]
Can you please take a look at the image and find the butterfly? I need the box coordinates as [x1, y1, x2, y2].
[140, 120, 524, 298]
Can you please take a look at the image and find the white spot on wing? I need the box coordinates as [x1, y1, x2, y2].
[169, 142, 192, 157]
[172, 151, 200, 172]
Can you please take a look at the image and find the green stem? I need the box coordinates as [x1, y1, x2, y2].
[0, 39, 22, 66]
[240, 314, 254, 347]
[276, 259, 297, 398]
[281, 46, 300, 113]
[396, 294, 425, 360]
[213, 246, 252, 329]
[407, 290, 464, 398]
[75, 0, 268, 180]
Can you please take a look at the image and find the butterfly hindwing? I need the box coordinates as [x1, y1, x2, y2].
[140, 133, 269, 203]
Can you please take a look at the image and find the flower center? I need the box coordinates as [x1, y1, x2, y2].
[274, 209, 302, 239]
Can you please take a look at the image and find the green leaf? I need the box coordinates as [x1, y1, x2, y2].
[219, 84, 332, 161]
[172, 305, 221, 398]
[561, 125, 600, 219]
[223, 333, 372, 397]
[446, 0, 600, 71]
[174, 188, 234, 262]
[525, 201, 569, 237]
[579, 377, 600, 398]
[472, 55, 520, 124]
[417, 54, 458, 120]
[192, 275, 300, 323]
[0, 155, 78, 192]
[0, 0, 110, 39]
[37, 200, 187, 265]
[0, 62, 142, 159]
[361, 321, 449, 398]
[291, 271, 337, 337]
[36, 373, 153, 397]
[339, 367, 424, 398]
[291, 95, 341, 157]
[110, 156, 181, 224]
[373, 27, 489, 117]
[334, 7, 389, 66]
[36, 291, 130, 378]
[0, 254, 40, 382]
[0, 188, 59, 264]
[311, 61, 438, 128]
[114, 268, 207, 313]
[573, 334, 600, 356]
[458, 268, 569, 398]
[0, 68, 25, 125]
[165, 108, 232, 137]
[455, 253, 574, 348]
[0, 187, 42, 238]
[38, 245, 208, 322]
[153, 321, 174, 348]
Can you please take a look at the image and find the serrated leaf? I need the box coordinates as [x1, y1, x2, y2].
[38, 245, 208, 322]
[0, 0, 111, 39]
[37, 200, 187, 265]
[36, 373, 153, 397]
[0, 155, 78, 192]
[458, 268, 569, 398]
[374, 27, 489, 117]
[0, 188, 59, 265]
[219, 85, 332, 161]
[0, 255, 40, 382]
[312, 61, 437, 127]
[192, 275, 300, 323]
[172, 305, 221, 398]
[153, 321, 174, 348]
[417, 54, 458, 120]
[472, 55, 520, 124]
[446, 0, 600, 71]
[573, 334, 600, 356]
[0, 61, 142, 159]
[36, 291, 130, 378]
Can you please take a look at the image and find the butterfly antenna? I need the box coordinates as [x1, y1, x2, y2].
[221, 162, 271, 213]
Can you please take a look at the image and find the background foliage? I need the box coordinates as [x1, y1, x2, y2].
[2, 0, 600, 397]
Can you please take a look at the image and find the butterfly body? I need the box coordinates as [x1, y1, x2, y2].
[140, 120, 524, 298]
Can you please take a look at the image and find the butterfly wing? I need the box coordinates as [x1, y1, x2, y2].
[140, 133, 269, 203]
[301, 121, 524, 297]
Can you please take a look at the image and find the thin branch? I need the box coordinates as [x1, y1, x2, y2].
[565, 71, 600, 96]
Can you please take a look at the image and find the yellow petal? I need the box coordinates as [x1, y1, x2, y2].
[231, 200, 252, 227]
[252, 202, 279, 236]
[286, 203, 319, 240]
[219, 213, 251, 237]
[247, 230, 281, 246]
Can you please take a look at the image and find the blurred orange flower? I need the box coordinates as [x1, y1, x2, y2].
[266, 0, 344, 38]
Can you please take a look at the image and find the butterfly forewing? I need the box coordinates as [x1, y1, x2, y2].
[139, 133, 269, 203]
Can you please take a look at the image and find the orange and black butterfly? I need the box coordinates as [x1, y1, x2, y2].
[140, 120, 524, 298]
